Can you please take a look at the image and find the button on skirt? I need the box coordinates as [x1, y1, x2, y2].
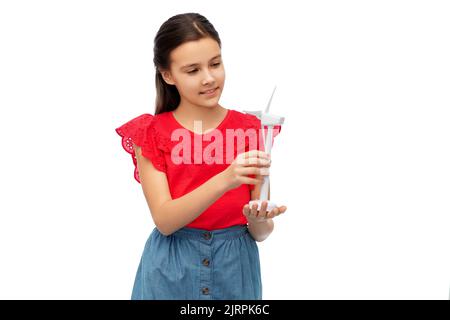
[131, 224, 262, 300]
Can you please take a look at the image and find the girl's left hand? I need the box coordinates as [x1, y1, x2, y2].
[243, 201, 287, 223]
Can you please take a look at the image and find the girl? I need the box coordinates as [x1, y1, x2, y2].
[115, 12, 286, 300]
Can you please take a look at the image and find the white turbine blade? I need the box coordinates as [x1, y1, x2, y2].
[265, 85, 277, 113]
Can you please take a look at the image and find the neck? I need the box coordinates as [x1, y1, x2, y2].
[174, 101, 225, 123]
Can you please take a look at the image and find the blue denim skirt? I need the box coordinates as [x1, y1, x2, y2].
[131, 224, 262, 300]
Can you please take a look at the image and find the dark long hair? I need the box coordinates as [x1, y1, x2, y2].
[153, 13, 222, 115]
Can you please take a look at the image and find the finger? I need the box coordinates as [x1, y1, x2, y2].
[251, 202, 259, 216]
[278, 206, 287, 214]
[238, 167, 270, 176]
[242, 150, 270, 160]
[266, 208, 276, 218]
[243, 204, 250, 216]
[258, 201, 268, 217]
[239, 176, 264, 186]
[241, 158, 271, 167]
[236, 152, 270, 166]
[266, 210, 275, 219]
[248, 150, 270, 160]
[272, 208, 279, 216]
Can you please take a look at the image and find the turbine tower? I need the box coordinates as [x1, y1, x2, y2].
[244, 86, 285, 212]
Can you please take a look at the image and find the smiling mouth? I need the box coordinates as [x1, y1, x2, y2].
[200, 87, 218, 94]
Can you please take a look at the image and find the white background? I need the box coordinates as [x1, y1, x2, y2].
[0, 0, 449, 299]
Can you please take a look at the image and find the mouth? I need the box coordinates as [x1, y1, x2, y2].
[200, 87, 219, 95]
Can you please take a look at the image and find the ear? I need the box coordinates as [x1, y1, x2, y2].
[160, 69, 176, 85]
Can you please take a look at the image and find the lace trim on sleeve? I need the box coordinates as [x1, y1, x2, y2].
[115, 114, 166, 183]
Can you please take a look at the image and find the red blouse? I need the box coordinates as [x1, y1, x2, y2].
[115, 108, 281, 231]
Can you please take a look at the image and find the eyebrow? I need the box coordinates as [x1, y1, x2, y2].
[180, 54, 222, 70]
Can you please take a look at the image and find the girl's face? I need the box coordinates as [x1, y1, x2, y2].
[161, 37, 225, 109]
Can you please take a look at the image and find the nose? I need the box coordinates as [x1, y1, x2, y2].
[201, 69, 215, 85]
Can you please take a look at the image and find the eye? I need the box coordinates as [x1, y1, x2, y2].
[187, 62, 221, 75]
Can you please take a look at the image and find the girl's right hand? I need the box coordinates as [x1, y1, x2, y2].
[221, 150, 271, 191]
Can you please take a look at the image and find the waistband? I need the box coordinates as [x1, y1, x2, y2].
[170, 224, 249, 241]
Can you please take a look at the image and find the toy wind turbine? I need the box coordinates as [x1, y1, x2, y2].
[245, 86, 285, 212]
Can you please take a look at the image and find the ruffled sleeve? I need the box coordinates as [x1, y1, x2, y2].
[115, 113, 167, 183]
[245, 114, 283, 191]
